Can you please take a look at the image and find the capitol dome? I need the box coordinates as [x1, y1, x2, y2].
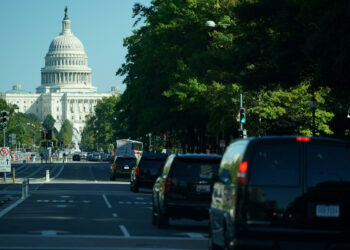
[37, 7, 96, 94]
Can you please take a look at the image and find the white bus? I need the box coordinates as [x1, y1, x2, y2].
[116, 139, 143, 159]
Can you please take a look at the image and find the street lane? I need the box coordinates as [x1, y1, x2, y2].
[0, 162, 208, 249]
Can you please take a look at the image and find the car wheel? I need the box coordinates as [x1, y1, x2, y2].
[156, 210, 169, 229]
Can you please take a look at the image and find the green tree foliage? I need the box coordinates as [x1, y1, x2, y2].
[43, 114, 56, 130]
[0, 99, 43, 149]
[81, 95, 121, 151]
[113, 0, 347, 149]
[59, 119, 73, 147]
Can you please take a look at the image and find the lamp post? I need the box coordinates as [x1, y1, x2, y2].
[309, 95, 317, 136]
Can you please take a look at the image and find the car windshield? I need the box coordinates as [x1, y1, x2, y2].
[250, 142, 300, 186]
[307, 142, 350, 187]
[139, 158, 165, 169]
[116, 158, 137, 167]
[170, 158, 220, 179]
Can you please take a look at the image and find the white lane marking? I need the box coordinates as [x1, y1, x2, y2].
[119, 225, 130, 238]
[135, 197, 144, 200]
[112, 213, 118, 218]
[41, 230, 57, 235]
[51, 165, 65, 180]
[60, 195, 71, 198]
[174, 232, 205, 238]
[102, 194, 112, 209]
[0, 197, 28, 218]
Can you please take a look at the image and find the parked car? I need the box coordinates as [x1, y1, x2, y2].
[110, 156, 137, 180]
[72, 152, 80, 161]
[87, 152, 93, 161]
[91, 152, 101, 161]
[130, 152, 167, 192]
[152, 153, 222, 228]
[209, 136, 350, 250]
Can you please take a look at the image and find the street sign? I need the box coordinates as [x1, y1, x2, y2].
[0, 147, 11, 172]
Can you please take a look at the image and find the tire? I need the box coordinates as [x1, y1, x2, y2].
[157, 210, 169, 229]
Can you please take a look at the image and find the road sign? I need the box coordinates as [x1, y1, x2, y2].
[0, 147, 11, 172]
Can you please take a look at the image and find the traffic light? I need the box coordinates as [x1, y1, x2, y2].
[1, 110, 9, 128]
[45, 130, 52, 140]
[239, 107, 246, 124]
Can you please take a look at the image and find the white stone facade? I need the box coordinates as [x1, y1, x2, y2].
[0, 8, 118, 144]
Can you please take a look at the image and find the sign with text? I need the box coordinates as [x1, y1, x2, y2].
[0, 147, 11, 172]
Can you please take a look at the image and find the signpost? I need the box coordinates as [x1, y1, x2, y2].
[0, 147, 11, 173]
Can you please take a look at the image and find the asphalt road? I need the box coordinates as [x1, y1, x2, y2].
[0, 161, 208, 250]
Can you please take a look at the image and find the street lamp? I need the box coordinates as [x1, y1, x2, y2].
[309, 95, 318, 136]
[205, 20, 231, 28]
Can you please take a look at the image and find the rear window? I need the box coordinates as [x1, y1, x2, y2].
[170, 158, 220, 179]
[139, 158, 165, 169]
[250, 142, 300, 186]
[116, 158, 137, 167]
[307, 143, 350, 187]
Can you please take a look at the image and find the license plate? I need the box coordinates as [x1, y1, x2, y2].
[124, 166, 129, 170]
[316, 205, 340, 217]
[196, 185, 210, 192]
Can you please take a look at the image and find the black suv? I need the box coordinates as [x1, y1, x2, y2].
[109, 156, 137, 180]
[152, 153, 222, 228]
[130, 152, 167, 192]
[209, 136, 350, 250]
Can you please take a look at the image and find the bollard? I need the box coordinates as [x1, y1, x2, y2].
[46, 170, 50, 182]
[22, 179, 29, 198]
[25, 178, 29, 197]
[12, 168, 15, 184]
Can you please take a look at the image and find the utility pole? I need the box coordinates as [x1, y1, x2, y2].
[238, 94, 247, 138]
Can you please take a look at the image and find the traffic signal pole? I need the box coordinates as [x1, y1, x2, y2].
[240, 94, 243, 132]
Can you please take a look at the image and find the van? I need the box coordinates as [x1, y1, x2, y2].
[209, 136, 350, 250]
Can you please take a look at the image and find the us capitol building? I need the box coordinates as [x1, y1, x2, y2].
[0, 8, 119, 145]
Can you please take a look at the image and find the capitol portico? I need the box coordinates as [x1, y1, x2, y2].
[0, 8, 118, 145]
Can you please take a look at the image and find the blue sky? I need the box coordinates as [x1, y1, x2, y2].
[0, 0, 151, 93]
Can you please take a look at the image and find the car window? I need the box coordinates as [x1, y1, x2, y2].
[250, 142, 300, 186]
[116, 158, 137, 167]
[220, 140, 248, 183]
[170, 159, 220, 179]
[307, 142, 350, 187]
[139, 158, 165, 169]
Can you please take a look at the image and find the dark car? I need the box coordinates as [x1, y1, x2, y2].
[72, 153, 80, 161]
[152, 153, 222, 228]
[130, 152, 167, 192]
[209, 136, 350, 250]
[110, 156, 137, 180]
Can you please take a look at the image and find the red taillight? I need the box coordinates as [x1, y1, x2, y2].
[296, 136, 310, 142]
[113, 163, 117, 170]
[237, 161, 248, 185]
[136, 167, 140, 176]
[164, 177, 171, 192]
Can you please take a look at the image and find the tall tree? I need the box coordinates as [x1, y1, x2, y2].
[59, 119, 73, 147]
[43, 114, 56, 130]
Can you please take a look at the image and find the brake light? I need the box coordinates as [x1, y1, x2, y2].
[237, 161, 248, 185]
[136, 167, 140, 176]
[113, 163, 117, 170]
[296, 136, 310, 142]
[164, 177, 171, 192]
